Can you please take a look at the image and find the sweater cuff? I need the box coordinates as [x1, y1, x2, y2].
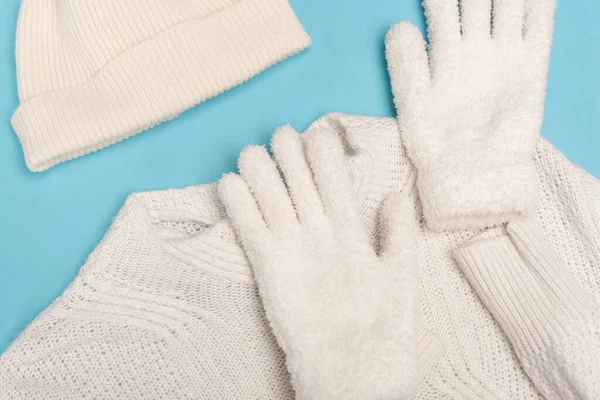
[11, 0, 310, 172]
[417, 157, 539, 231]
[453, 220, 596, 355]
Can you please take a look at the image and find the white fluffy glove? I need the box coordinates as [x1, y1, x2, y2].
[218, 126, 428, 399]
[386, 0, 556, 231]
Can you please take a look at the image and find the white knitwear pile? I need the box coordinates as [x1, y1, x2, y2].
[454, 220, 600, 400]
[11, 0, 310, 172]
[385, 0, 556, 231]
[218, 125, 437, 399]
[0, 119, 442, 400]
[301, 114, 600, 400]
[2, 113, 600, 399]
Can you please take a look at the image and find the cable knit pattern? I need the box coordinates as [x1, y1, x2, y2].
[1, 114, 599, 399]
[454, 220, 600, 399]
[0, 185, 295, 399]
[385, 0, 556, 231]
[12, 0, 310, 172]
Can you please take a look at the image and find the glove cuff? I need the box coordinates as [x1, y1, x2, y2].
[417, 156, 539, 231]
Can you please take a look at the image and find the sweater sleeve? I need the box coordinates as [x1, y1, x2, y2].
[454, 219, 600, 400]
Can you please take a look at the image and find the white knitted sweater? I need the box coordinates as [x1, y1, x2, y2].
[1, 114, 599, 399]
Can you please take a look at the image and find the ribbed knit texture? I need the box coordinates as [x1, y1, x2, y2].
[417, 327, 446, 384]
[1, 114, 599, 399]
[12, 0, 310, 172]
[454, 220, 600, 399]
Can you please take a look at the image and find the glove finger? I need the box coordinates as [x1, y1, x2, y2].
[386, 22, 430, 116]
[523, 0, 556, 56]
[304, 128, 369, 242]
[271, 125, 325, 224]
[493, 0, 526, 40]
[238, 145, 298, 233]
[423, 0, 461, 46]
[218, 173, 271, 249]
[460, 0, 492, 39]
[378, 190, 418, 268]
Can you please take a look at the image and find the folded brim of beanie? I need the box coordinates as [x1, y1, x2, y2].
[11, 0, 310, 172]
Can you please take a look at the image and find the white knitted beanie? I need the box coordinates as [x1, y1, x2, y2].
[11, 0, 310, 172]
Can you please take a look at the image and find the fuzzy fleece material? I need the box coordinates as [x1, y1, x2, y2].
[455, 219, 600, 400]
[385, 0, 557, 231]
[218, 125, 427, 400]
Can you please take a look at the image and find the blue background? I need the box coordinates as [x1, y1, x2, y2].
[0, 0, 599, 354]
